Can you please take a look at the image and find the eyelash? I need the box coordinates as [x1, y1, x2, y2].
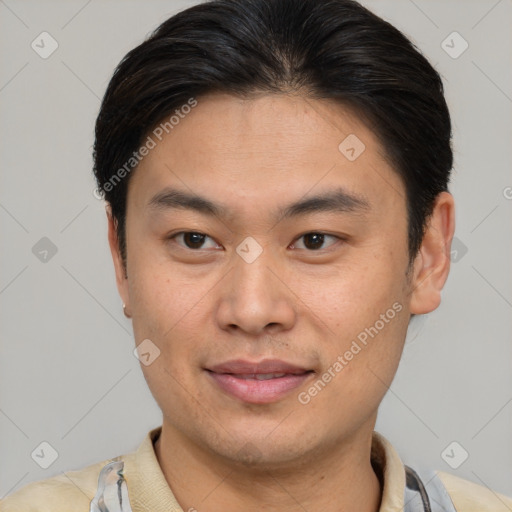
[168, 231, 344, 252]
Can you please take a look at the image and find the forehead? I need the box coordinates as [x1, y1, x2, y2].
[153, 92, 382, 163]
[128, 92, 405, 217]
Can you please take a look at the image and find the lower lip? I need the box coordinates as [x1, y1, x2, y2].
[207, 371, 312, 404]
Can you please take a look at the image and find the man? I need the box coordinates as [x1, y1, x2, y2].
[1, 0, 510, 511]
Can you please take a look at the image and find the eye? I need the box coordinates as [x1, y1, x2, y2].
[290, 232, 340, 251]
[171, 231, 221, 250]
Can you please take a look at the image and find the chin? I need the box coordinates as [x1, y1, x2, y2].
[204, 424, 322, 471]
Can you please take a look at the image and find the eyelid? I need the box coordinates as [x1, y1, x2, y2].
[289, 232, 344, 251]
[169, 231, 222, 250]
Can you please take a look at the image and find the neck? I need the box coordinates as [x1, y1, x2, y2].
[154, 422, 382, 512]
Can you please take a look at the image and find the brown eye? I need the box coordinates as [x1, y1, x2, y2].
[302, 233, 325, 250]
[292, 232, 338, 251]
[172, 232, 219, 250]
[183, 232, 207, 249]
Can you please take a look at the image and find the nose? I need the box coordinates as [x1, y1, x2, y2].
[215, 247, 297, 336]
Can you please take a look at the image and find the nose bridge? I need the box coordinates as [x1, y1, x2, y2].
[233, 245, 271, 295]
[216, 240, 296, 334]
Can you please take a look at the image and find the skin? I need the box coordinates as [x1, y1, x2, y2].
[107, 92, 455, 512]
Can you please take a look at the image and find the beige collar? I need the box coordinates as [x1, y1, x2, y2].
[123, 426, 407, 512]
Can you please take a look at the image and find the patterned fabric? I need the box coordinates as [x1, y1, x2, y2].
[88, 459, 457, 512]
[89, 461, 132, 512]
[404, 466, 457, 512]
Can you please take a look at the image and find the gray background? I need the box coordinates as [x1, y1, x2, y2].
[1, 0, 511, 501]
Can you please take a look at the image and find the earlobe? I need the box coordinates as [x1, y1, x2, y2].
[106, 205, 131, 311]
[409, 191, 455, 315]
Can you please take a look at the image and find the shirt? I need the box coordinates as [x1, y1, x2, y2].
[1, 426, 511, 511]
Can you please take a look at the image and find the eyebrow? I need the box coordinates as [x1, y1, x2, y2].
[147, 186, 370, 222]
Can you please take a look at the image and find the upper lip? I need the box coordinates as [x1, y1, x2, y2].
[207, 359, 311, 375]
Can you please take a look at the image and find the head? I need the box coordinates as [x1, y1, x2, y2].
[94, 0, 455, 468]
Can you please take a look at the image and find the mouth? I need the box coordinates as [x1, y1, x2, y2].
[205, 359, 315, 404]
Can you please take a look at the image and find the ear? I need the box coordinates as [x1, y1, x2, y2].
[409, 191, 455, 314]
[106, 205, 130, 312]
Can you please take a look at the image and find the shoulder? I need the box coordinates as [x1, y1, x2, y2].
[0, 457, 114, 512]
[0, 427, 160, 512]
[436, 470, 512, 511]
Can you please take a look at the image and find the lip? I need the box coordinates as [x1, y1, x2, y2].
[206, 359, 313, 404]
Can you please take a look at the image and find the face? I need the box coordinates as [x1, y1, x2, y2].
[109, 92, 449, 468]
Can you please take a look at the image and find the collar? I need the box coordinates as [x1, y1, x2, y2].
[120, 427, 409, 512]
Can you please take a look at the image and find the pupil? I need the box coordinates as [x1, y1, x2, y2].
[304, 233, 324, 250]
[184, 232, 205, 249]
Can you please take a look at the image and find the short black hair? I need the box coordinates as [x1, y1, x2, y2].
[93, 0, 452, 272]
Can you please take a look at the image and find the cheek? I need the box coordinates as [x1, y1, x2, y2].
[301, 302, 408, 425]
[291, 252, 407, 337]
[292, 250, 410, 407]
[127, 260, 219, 390]
[127, 243, 205, 336]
